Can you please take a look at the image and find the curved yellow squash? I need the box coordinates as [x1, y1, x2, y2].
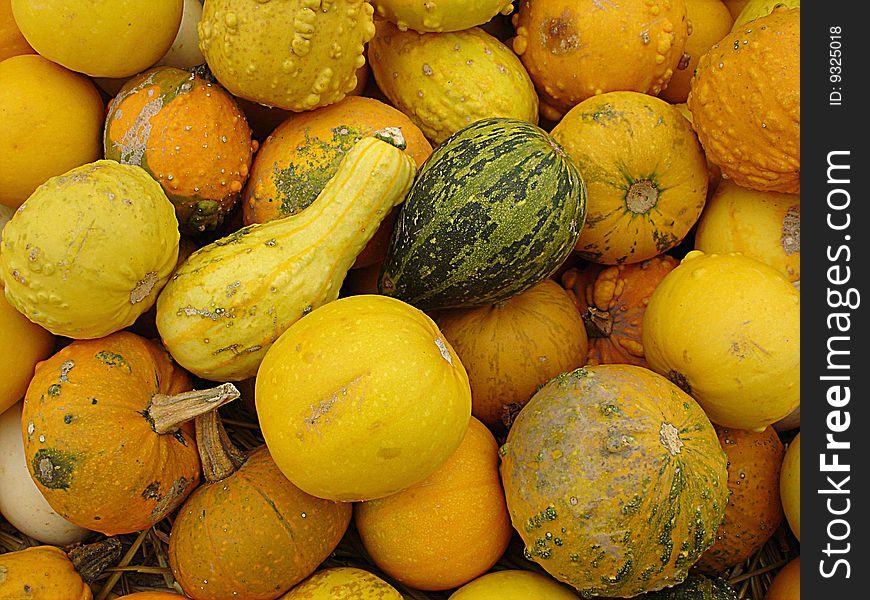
[1, 160, 179, 339]
[156, 134, 416, 381]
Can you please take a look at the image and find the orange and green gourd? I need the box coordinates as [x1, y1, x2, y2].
[21, 331, 240, 535]
[169, 411, 352, 600]
[560, 255, 678, 369]
[500, 364, 729, 597]
[104, 66, 256, 234]
[688, 7, 800, 193]
[550, 91, 708, 265]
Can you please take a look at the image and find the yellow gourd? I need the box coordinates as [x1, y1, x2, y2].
[643, 250, 800, 431]
[1, 160, 180, 339]
[256, 294, 471, 502]
[449, 570, 579, 599]
[156, 132, 416, 381]
[780, 432, 800, 540]
[371, 0, 514, 32]
[0, 291, 54, 414]
[199, 0, 376, 111]
[732, 0, 800, 29]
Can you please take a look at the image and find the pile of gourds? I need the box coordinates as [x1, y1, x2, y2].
[0, 0, 800, 599]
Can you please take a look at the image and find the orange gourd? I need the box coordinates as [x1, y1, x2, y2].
[560, 256, 678, 368]
[688, 8, 800, 193]
[696, 426, 785, 573]
[780, 432, 800, 541]
[434, 279, 588, 433]
[766, 555, 800, 600]
[104, 66, 256, 234]
[355, 417, 512, 590]
[169, 411, 352, 600]
[512, 0, 689, 120]
[115, 594, 185, 599]
[21, 331, 239, 535]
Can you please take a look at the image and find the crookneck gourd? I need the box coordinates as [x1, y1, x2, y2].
[22, 331, 239, 535]
[156, 131, 416, 381]
[500, 364, 729, 597]
[169, 411, 352, 600]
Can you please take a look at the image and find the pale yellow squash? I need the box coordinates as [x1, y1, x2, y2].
[642, 250, 800, 431]
[256, 294, 471, 502]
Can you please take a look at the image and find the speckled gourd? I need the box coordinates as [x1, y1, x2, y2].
[371, 0, 515, 32]
[198, 0, 376, 111]
[368, 20, 539, 144]
[156, 132, 416, 381]
[500, 364, 729, 597]
[0, 160, 179, 339]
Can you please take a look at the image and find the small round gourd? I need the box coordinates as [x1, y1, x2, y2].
[448, 570, 579, 599]
[371, 0, 515, 32]
[550, 92, 708, 265]
[0, 160, 180, 339]
[765, 555, 800, 600]
[0, 290, 54, 414]
[281, 567, 403, 599]
[500, 364, 729, 597]
[355, 417, 512, 590]
[256, 294, 471, 502]
[780, 432, 800, 541]
[642, 250, 800, 431]
[0, 546, 93, 600]
[434, 279, 588, 432]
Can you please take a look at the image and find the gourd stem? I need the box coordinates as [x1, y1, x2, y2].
[149, 382, 240, 435]
[68, 537, 123, 584]
[195, 410, 247, 483]
[583, 306, 613, 338]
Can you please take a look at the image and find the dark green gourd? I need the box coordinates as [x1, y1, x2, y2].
[379, 117, 586, 310]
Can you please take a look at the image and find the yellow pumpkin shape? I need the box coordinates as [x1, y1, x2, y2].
[449, 570, 579, 599]
[694, 180, 800, 282]
[355, 417, 512, 591]
[281, 567, 403, 599]
[434, 279, 588, 433]
[659, 0, 734, 104]
[368, 20, 539, 144]
[512, 0, 689, 120]
[0, 54, 105, 209]
[0, 0, 34, 61]
[0, 546, 92, 600]
[780, 432, 800, 541]
[371, 0, 514, 32]
[1, 160, 180, 339]
[0, 291, 54, 415]
[256, 294, 471, 502]
[765, 555, 800, 600]
[198, 0, 376, 111]
[104, 67, 256, 234]
[642, 250, 800, 431]
[550, 91, 708, 265]
[696, 426, 784, 573]
[10, 0, 183, 78]
[732, 0, 800, 29]
[688, 7, 800, 193]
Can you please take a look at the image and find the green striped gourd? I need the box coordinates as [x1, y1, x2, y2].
[155, 131, 416, 381]
[379, 117, 586, 310]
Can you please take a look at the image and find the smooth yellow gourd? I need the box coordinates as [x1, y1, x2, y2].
[0, 291, 54, 414]
[156, 133, 416, 381]
[1, 160, 180, 339]
[449, 570, 579, 599]
[643, 250, 800, 431]
[256, 294, 471, 502]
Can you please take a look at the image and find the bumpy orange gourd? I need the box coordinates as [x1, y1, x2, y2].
[21, 331, 239, 535]
[434, 279, 588, 432]
[169, 412, 351, 600]
[355, 417, 512, 591]
[104, 66, 256, 234]
[696, 426, 785, 573]
[244, 96, 430, 223]
[560, 255, 678, 369]
[500, 364, 729, 597]
[643, 251, 800, 431]
[659, 0, 734, 104]
[694, 180, 800, 282]
[551, 92, 708, 265]
[0, 546, 91, 599]
[688, 7, 800, 193]
[512, 0, 689, 120]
